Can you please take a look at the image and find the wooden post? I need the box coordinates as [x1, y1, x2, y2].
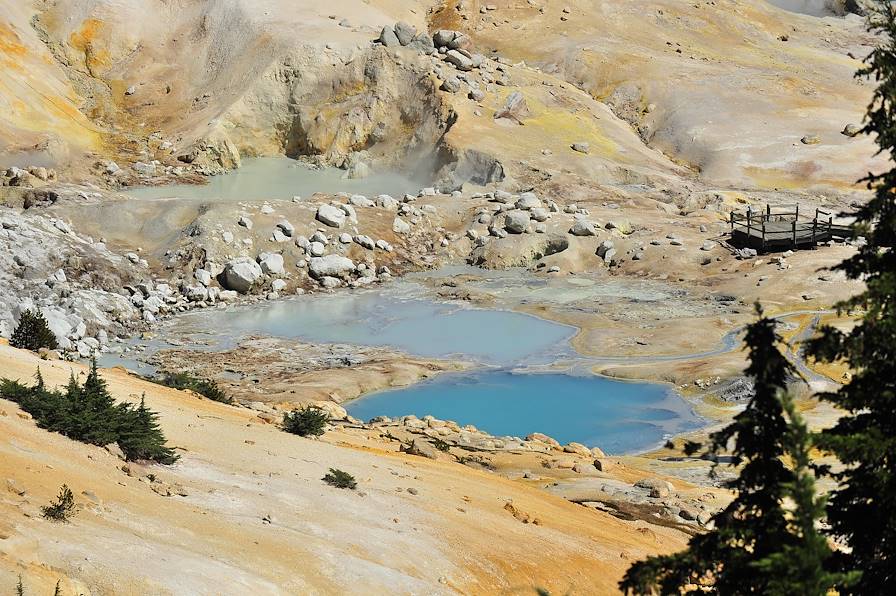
[747, 211, 752, 246]
[812, 218, 817, 247]
[762, 220, 766, 252]
[766, 204, 771, 222]
[730, 211, 734, 233]
[795, 204, 799, 221]
[792, 220, 797, 248]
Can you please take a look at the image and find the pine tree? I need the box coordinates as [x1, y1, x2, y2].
[620, 310, 835, 595]
[9, 308, 58, 352]
[117, 395, 178, 464]
[806, 1, 896, 591]
[62, 360, 119, 446]
[41, 484, 75, 522]
[1, 367, 178, 465]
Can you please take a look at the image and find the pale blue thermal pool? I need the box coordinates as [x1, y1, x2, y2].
[185, 292, 576, 365]
[346, 370, 698, 454]
[104, 272, 704, 454]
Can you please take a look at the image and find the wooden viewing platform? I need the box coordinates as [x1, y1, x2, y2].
[729, 204, 852, 253]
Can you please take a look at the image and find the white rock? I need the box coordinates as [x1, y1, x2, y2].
[309, 241, 326, 257]
[223, 258, 263, 293]
[316, 204, 346, 228]
[186, 285, 207, 302]
[276, 220, 295, 237]
[354, 235, 376, 249]
[515, 192, 542, 210]
[339, 203, 358, 223]
[257, 253, 285, 275]
[195, 269, 213, 286]
[530, 207, 549, 222]
[309, 255, 356, 279]
[349, 195, 375, 207]
[445, 49, 474, 71]
[504, 211, 530, 234]
[569, 220, 597, 236]
[393, 217, 411, 234]
[377, 195, 399, 209]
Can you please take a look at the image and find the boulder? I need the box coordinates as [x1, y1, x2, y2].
[526, 432, 561, 448]
[132, 161, 156, 176]
[515, 192, 541, 210]
[339, 203, 358, 223]
[408, 34, 436, 55]
[445, 49, 474, 71]
[530, 207, 549, 222]
[571, 142, 590, 154]
[316, 204, 346, 228]
[400, 439, 440, 460]
[635, 477, 675, 499]
[563, 442, 592, 457]
[257, 253, 285, 275]
[448, 33, 472, 51]
[569, 220, 597, 236]
[349, 194, 375, 207]
[441, 77, 462, 93]
[433, 29, 458, 48]
[377, 195, 399, 209]
[394, 22, 417, 46]
[309, 241, 326, 257]
[353, 235, 376, 249]
[309, 255, 355, 279]
[223, 258, 263, 293]
[185, 285, 207, 302]
[276, 220, 295, 237]
[393, 217, 411, 234]
[504, 211, 530, 234]
[379, 26, 400, 47]
[597, 240, 615, 259]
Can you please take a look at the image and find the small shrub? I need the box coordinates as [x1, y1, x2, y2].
[10, 309, 58, 352]
[322, 468, 357, 490]
[41, 484, 75, 522]
[16, 575, 24, 596]
[156, 372, 231, 404]
[431, 437, 451, 452]
[282, 406, 329, 437]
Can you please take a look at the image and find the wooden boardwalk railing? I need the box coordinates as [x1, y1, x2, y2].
[729, 204, 835, 252]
